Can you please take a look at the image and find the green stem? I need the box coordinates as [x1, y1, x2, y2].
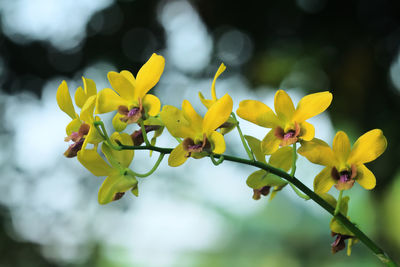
[335, 190, 344, 216]
[290, 142, 297, 177]
[231, 113, 254, 161]
[116, 143, 397, 267]
[127, 153, 165, 178]
[289, 142, 310, 200]
[210, 154, 224, 166]
[93, 121, 121, 150]
[139, 121, 151, 146]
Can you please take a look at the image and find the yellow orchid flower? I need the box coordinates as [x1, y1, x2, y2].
[160, 94, 233, 167]
[245, 135, 293, 200]
[56, 78, 102, 157]
[198, 63, 236, 135]
[298, 130, 387, 194]
[237, 90, 332, 154]
[77, 133, 137, 205]
[320, 193, 358, 255]
[95, 53, 165, 131]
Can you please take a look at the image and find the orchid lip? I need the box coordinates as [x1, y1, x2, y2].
[128, 107, 140, 117]
[332, 165, 357, 190]
[331, 232, 352, 254]
[64, 138, 85, 158]
[274, 122, 301, 146]
[131, 125, 161, 146]
[182, 135, 211, 157]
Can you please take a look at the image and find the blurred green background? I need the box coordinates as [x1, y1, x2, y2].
[0, 0, 399, 266]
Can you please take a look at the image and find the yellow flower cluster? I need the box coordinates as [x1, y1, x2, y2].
[57, 52, 387, 215]
[57, 52, 388, 255]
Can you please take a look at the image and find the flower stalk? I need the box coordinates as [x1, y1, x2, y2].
[139, 120, 151, 146]
[126, 153, 165, 178]
[231, 112, 254, 161]
[115, 142, 397, 267]
[335, 190, 344, 216]
[94, 121, 122, 150]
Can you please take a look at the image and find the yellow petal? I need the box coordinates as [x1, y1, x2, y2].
[83, 77, 97, 96]
[112, 132, 134, 167]
[75, 77, 97, 108]
[292, 91, 332, 122]
[261, 129, 281, 155]
[142, 94, 161, 116]
[330, 196, 353, 236]
[244, 135, 266, 163]
[269, 146, 293, 172]
[313, 167, 335, 194]
[135, 53, 165, 99]
[209, 131, 226, 154]
[246, 170, 286, 189]
[299, 121, 315, 141]
[274, 90, 295, 123]
[98, 173, 138, 205]
[102, 132, 134, 169]
[66, 118, 81, 136]
[112, 113, 127, 132]
[198, 92, 214, 109]
[182, 100, 203, 134]
[330, 217, 353, 237]
[237, 100, 281, 128]
[211, 63, 226, 101]
[356, 164, 376, 190]
[168, 143, 188, 167]
[203, 94, 233, 135]
[77, 149, 115, 177]
[120, 70, 136, 88]
[80, 95, 96, 123]
[108, 71, 135, 101]
[298, 138, 337, 166]
[161, 105, 197, 139]
[348, 129, 387, 165]
[85, 123, 104, 145]
[56, 81, 76, 119]
[95, 88, 127, 114]
[74, 86, 85, 109]
[332, 131, 351, 166]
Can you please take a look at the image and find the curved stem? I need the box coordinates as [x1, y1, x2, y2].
[139, 121, 151, 146]
[128, 153, 165, 178]
[116, 143, 397, 267]
[231, 113, 254, 161]
[288, 142, 310, 200]
[93, 121, 121, 150]
[210, 154, 224, 166]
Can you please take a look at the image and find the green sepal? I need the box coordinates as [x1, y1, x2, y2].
[347, 238, 359, 256]
[244, 135, 266, 163]
[112, 113, 127, 132]
[98, 173, 138, 205]
[246, 169, 287, 189]
[269, 146, 293, 171]
[131, 186, 139, 197]
[329, 196, 353, 236]
[220, 116, 236, 135]
[66, 118, 82, 136]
